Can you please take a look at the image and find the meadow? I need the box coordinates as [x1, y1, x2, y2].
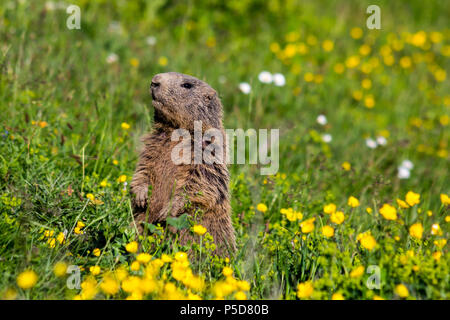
[0, 0, 448, 300]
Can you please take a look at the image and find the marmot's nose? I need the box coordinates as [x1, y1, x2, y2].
[151, 73, 167, 87]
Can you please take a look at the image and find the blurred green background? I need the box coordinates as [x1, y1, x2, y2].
[0, 0, 448, 299]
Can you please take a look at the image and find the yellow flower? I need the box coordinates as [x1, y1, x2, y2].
[396, 199, 409, 209]
[358, 233, 377, 251]
[304, 72, 314, 82]
[432, 251, 442, 262]
[122, 275, 141, 292]
[323, 203, 336, 214]
[222, 267, 233, 277]
[430, 31, 443, 43]
[17, 270, 38, 289]
[330, 211, 345, 225]
[379, 204, 397, 220]
[161, 254, 172, 263]
[237, 280, 250, 291]
[118, 175, 127, 183]
[405, 191, 420, 206]
[38, 121, 48, 128]
[334, 63, 345, 74]
[440, 193, 450, 205]
[44, 230, 54, 238]
[125, 241, 138, 253]
[56, 232, 65, 244]
[3, 288, 17, 300]
[322, 40, 334, 52]
[364, 94, 375, 108]
[296, 281, 313, 299]
[136, 253, 151, 264]
[90, 265, 101, 276]
[114, 267, 128, 282]
[373, 295, 385, 300]
[400, 56, 412, 68]
[359, 44, 371, 56]
[175, 251, 188, 261]
[129, 58, 139, 68]
[130, 261, 140, 271]
[366, 207, 373, 214]
[434, 239, 447, 249]
[77, 221, 85, 229]
[345, 55, 360, 68]
[332, 293, 344, 300]
[193, 224, 207, 236]
[158, 56, 168, 66]
[281, 208, 302, 222]
[350, 27, 363, 39]
[234, 291, 247, 300]
[256, 203, 268, 213]
[348, 196, 360, 208]
[361, 78, 372, 89]
[395, 284, 409, 298]
[100, 277, 120, 295]
[350, 266, 364, 278]
[341, 161, 351, 171]
[300, 217, 315, 233]
[93, 248, 101, 257]
[86, 193, 95, 201]
[430, 223, 441, 236]
[53, 262, 68, 277]
[410, 31, 426, 47]
[321, 225, 334, 238]
[270, 42, 280, 53]
[121, 122, 130, 130]
[352, 90, 363, 101]
[47, 238, 56, 248]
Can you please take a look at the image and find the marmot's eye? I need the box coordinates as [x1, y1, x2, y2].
[181, 83, 193, 89]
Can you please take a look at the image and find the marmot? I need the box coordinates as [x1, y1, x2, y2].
[130, 72, 236, 255]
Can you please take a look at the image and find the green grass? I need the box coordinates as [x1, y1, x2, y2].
[0, 0, 448, 300]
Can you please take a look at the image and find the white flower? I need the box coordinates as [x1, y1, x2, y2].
[398, 167, 410, 179]
[146, 36, 157, 46]
[322, 134, 332, 143]
[45, 1, 56, 10]
[400, 159, 414, 170]
[108, 21, 122, 33]
[376, 136, 387, 146]
[258, 71, 273, 84]
[366, 138, 377, 149]
[273, 73, 286, 86]
[316, 114, 327, 125]
[239, 82, 251, 94]
[45, 1, 67, 10]
[431, 224, 439, 235]
[106, 53, 118, 64]
[218, 76, 227, 84]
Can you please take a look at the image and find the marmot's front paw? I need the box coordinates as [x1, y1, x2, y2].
[133, 186, 149, 208]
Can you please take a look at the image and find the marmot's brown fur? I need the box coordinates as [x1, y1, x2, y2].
[130, 72, 236, 255]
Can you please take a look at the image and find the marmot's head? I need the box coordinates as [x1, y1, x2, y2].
[150, 72, 223, 131]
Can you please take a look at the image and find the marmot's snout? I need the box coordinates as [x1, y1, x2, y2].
[150, 73, 165, 101]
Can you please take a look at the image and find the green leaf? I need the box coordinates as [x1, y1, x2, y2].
[166, 213, 190, 230]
